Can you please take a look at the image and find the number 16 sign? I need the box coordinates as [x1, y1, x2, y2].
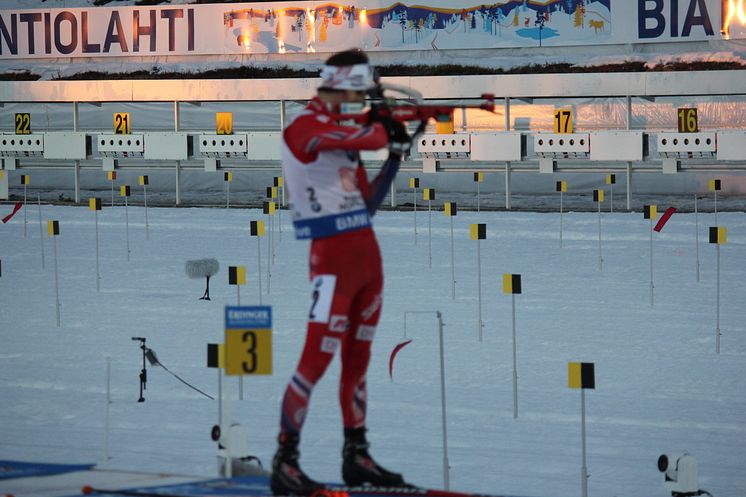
[225, 306, 273, 376]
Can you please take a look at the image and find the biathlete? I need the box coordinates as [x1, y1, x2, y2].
[271, 49, 414, 496]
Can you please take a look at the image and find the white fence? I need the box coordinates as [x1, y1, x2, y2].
[2, 71, 746, 209]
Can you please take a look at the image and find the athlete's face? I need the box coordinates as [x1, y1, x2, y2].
[341, 89, 367, 103]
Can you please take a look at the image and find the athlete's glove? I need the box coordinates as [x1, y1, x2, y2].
[384, 119, 412, 158]
[369, 106, 412, 158]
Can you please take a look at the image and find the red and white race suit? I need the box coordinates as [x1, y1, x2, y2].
[278, 97, 399, 433]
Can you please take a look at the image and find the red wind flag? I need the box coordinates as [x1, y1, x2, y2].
[654, 207, 677, 232]
[388, 339, 413, 379]
[2, 202, 23, 224]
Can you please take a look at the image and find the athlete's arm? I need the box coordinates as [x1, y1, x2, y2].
[356, 154, 401, 216]
[284, 116, 389, 164]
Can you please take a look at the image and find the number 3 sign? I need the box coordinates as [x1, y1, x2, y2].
[225, 306, 273, 376]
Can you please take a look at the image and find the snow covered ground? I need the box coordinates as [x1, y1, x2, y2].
[1, 202, 745, 497]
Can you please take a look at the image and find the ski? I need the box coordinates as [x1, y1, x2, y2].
[323, 486, 511, 497]
[82, 486, 193, 497]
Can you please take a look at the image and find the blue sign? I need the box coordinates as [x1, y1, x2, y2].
[225, 305, 272, 329]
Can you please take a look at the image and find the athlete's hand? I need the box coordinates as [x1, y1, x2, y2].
[382, 118, 412, 158]
[368, 105, 412, 158]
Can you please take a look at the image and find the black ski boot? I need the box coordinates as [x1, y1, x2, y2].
[270, 433, 325, 496]
[342, 428, 406, 487]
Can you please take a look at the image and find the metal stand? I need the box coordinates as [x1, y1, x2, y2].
[580, 389, 589, 497]
[715, 243, 720, 354]
[200, 276, 212, 301]
[257, 237, 263, 304]
[597, 200, 603, 271]
[649, 216, 654, 306]
[52, 234, 60, 327]
[413, 187, 418, 244]
[449, 216, 455, 300]
[436, 312, 450, 490]
[559, 189, 564, 248]
[695, 195, 700, 282]
[428, 200, 432, 269]
[132, 337, 148, 402]
[38, 195, 45, 269]
[95, 208, 100, 292]
[476, 238, 483, 342]
[511, 294, 518, 418]
[144, 184, 149, 240]
[23, 184, 27, 237]
[124, 196, 130, 262]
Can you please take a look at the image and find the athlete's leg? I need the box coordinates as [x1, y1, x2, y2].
[279, 274, 353, 434]
[339, 274, 383, 429]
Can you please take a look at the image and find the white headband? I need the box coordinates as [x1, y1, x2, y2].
[319, 63, 375, 91]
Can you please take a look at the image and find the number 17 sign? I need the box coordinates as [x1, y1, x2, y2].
[225, 306, 272, 376]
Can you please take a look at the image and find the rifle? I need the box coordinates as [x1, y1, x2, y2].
[368, 82, 496, 125]
[337, 82, 496, 138]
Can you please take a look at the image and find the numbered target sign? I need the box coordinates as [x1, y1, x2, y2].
[553, 109, 573, 134]
[224, 306, 272, 376]
[216, 112, 233, 135]
[677, 108, 698, 133]
[15, 113, 31, 135]
[114, 113, 131, 135]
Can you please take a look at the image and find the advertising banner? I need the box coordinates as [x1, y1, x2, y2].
[0, 0, 742, 59]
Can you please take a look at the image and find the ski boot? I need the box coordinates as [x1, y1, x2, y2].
[270, 433, 325, 496]
[342, 428, 406, 487]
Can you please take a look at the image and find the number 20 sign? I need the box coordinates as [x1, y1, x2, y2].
[224, 306, 272, 376]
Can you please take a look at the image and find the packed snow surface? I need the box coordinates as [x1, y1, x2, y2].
[1, 203, 745, 497]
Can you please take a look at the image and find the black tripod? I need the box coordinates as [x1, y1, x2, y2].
[132, 337, 148, 402]
[200, 275, 212, 300]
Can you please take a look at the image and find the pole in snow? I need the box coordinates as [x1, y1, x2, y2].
[568, 362, 595, 497]
[444, 202, 457, 300]
[504, 274, 522, 418]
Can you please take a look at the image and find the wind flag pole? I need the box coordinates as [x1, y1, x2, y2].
[709, 226, 726, 354]
[274, 176, 283, 241]
[474, 172, 484, 213]
[90, 198, 102, 292]
[21, 175, 29, 237]
[224, 172, 233, 208]
[250, 220, 265, 304]
[107, 171, 117, 207]
[710, 179, 721, 225]
[207, 343, 224, 427]
[444, 202, 457, 299]
[48, 220, 61, 327]
[594, 189, 604, 270]
[606, 174, 615, 213]
[504, 274, 522, 418]
[556, 181, 567, 248]
[139, 175, 149, 240]
[410, 178, 419, 244]
[104, 354, 112, 467]
[424, 189, 435, 268]
[37, 194, 45, 269]
[568, 362, 595, 497]
[263, 201, 276, 292]
[228, 266, 247, 400]
[644, 205, 657, 306]
[694, 194, 701, 282]
[266, 188, 278, 264]
[470, 224, 486, 341]
[121, 185, 131, 262]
